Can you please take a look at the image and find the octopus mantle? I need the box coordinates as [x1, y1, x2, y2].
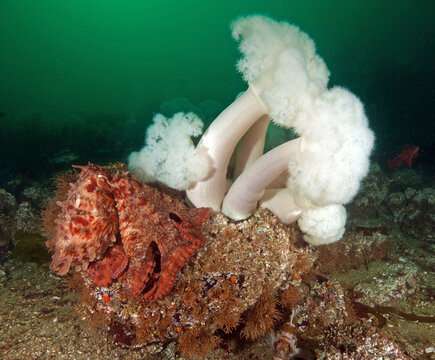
[46, 164, 210, 300]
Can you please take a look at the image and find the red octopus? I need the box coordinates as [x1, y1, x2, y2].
[46, 164, 210, 300]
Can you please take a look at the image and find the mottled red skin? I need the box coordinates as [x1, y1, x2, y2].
[47, 165, 119, 274]
[87, 242, 128, 287]
[47, 164, 211, 300]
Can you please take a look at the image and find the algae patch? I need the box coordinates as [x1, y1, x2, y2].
[12, 233, 51, 265]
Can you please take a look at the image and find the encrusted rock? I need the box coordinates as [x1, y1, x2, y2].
[72, 208, 314, 355]
[354, 261, 420, 304]
[296, 281, 412, 359]
[14, 201, 41, 234]
[0, 188, 18, 253]
[385, 187, 435, 242]
[0, 188, 17, 215]
[20, 183, 51, 209]
[348, 164, 390, 221]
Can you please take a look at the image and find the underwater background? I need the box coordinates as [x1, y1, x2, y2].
[0, 0, 434, 185]
[1, 2, 435, 359]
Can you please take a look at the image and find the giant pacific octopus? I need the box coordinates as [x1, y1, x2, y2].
[46, 164, 211, 300]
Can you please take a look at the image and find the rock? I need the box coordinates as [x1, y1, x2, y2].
[385, 187, 435, 242]
[14, 201, 42, 235]
[0, 188, 17, 215]
[0, 188, 18, 254]
[20, 183, 51, 210]
[347, 164, 390, 221]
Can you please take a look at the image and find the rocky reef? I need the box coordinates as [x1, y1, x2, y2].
[348, 164, 435, 243]
[36, 163, 435, 359]
[42, 164, 318, 356]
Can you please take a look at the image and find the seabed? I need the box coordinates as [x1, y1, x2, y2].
[0, 164, 434, 360]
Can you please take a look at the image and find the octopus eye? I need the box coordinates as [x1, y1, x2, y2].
[169, 212, 182, 223]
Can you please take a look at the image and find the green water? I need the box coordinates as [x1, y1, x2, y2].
[0, 0, 433, 183]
